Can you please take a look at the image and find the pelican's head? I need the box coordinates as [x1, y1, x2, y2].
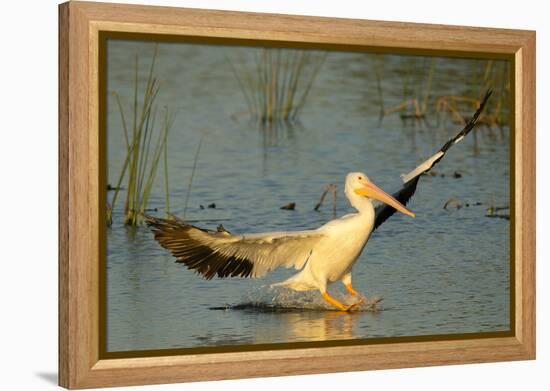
[345, 172, 416, 218]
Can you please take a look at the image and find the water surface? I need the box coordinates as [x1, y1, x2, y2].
[106, 41, 510, 352]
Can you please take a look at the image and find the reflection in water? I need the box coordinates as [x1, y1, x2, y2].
[258, 120, 302, 174]
[259, 120, 300, 147]
[205, 287, 375, 345]
[106, 41, 511, 352]
[184, 310, 362, 347]
[253, 310, 361, 344]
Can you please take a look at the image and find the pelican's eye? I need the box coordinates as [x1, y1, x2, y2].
[358, 176, 362, 180]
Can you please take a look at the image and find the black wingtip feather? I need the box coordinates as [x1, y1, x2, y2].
[440, 90, 492, 154]
[372, 90, 492, 232]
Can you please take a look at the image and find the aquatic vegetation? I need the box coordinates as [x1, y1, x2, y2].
[228, 48, 327, 124]
[471, 60, 510, 127]
[379, 57, 510, 128]
[313, 183, 337, 218]
[182, 137, 203, 219]
[372, 54, 386, 120]
[107, 47, 176, 226]
[382, 57, 435, 119]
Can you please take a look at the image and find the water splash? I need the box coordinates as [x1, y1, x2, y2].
[209, 285, 383, 312]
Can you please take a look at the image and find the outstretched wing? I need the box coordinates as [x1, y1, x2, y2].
[145, 215, 324, 279]
[373, 90, 493, 231]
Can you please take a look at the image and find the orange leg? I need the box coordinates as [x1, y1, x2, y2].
[345, 283, 365, 306]
[345, 283, 361, 296]
[322, 292, 361, 312]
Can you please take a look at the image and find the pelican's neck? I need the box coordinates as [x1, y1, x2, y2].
[345, 187, 375, 215]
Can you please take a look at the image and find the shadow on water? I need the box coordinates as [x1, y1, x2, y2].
[258, 119, 301, 147]
[209, 300, 382, 313]
[209, 286, 383, 313]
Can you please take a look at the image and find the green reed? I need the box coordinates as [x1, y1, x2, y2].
[372, 55, 386, 120]
[376, 55, 510, 129]
[182, 136, 203, 219]
[229, 48, 326, 124]
[107, 47, 176, 226]
[437, 60, 510, 127]
[382, 57, 435, 119]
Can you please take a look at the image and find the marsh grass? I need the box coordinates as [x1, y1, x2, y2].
[107, 47, 177, 226]
[182, 136, 203, 219]
[228, 48, 326, 124]
[379, 57, 510, 129]
[383, 58, 435, 119]
[372, 55, 386, 120]
[436, 61, 510, 128]
[477, 60, 510, 127]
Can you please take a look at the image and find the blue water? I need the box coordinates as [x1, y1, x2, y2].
[106, 41, 510, 352]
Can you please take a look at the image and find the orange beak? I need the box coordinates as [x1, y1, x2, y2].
[354, 180, 416, 218]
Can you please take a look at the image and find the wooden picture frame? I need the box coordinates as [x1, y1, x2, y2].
[59, 1, 536, 388]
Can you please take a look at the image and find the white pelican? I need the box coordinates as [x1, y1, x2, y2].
[146, 91, 492, 311]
